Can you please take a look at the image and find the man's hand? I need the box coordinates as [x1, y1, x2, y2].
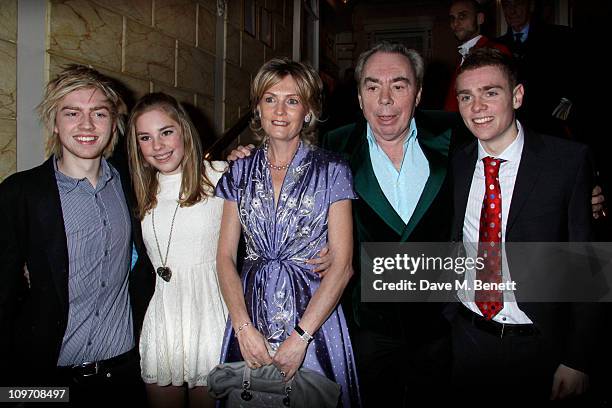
[306, 246, 332, 278]
[227, 144, 255, 162]
[592, 185, 606, 219]
[550, 364, 589, 400]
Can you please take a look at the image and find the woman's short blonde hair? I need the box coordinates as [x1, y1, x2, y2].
[38, 64, 127, 158]
[250, 58, 323, 143]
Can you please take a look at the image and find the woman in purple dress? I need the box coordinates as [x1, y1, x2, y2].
[215, 58, 360, 407]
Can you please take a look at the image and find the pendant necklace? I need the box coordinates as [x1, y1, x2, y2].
[151, 201, 180, 282]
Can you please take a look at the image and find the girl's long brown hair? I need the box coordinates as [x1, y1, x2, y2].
[127, 92, 216, 219]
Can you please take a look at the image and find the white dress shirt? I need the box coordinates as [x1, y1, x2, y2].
[458, 35, 482, 64]
[459, 121, 533, 324]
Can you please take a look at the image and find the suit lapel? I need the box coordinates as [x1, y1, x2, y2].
[400, 127, 451, 241]
[38, 158, 70, 312]
[349, 126, 406, 236]
[452, 141, 478, 241]
[506, 131, 544, 237]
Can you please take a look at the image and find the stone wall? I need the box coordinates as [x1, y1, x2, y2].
[0, 0, 294, 180]
[224, 0, 293, 138]
[48, 0, 217, 121]
[0, 0, 17, 181]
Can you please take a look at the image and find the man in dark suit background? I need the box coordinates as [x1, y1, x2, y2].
[445, 0, 510, 112]
[0, 65, 154, 405]
[497, 0, 579, 139]
[448, 47, 599, 402]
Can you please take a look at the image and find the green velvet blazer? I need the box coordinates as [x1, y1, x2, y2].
[321, 110, 463, 341]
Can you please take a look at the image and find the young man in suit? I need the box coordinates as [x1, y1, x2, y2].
[445, 0, 510, 112]
[449, 47, 598, 401]
[0, 65, 154, 405]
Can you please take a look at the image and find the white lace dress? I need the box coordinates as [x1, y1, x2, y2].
[139, 161, 228, 388]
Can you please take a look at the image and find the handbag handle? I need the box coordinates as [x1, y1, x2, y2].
[240, 365, 293, 406]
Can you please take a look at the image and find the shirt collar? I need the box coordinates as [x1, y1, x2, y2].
[366, 118, 418, 151]
[512, 23, 530, 41]
[477, 120, 524, 163]
[54, 155, 114, 193]
[458, 34, 482, 57]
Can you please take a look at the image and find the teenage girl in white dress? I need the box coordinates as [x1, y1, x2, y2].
[127, 92, 227, 408]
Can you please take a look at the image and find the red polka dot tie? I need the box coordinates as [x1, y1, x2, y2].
[476, 157, 504, 320]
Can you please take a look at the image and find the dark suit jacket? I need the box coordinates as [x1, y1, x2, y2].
[321, 110, 469, 343]
[497, 22, 578, 137]
[0, 156, 155, 385]
[449, 129, 599, 372]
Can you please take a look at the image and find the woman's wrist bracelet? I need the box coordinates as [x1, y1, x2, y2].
[235, 322, 251, 337]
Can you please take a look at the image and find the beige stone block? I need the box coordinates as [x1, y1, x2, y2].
[241, 34, 264, 75]
[48, 53, 151, 108]
[275, 22, 292, 56]
[198, 5, 216, 55]
[224, 101, 239, 132]
[177, 45, 214, 96]
[266, 0, 283, 21]
[0, 40, 16, 118]
[50, 0, 123, 71]
[0, 0, 17, 42]
[155, 0, 197, 45]
[226, 24, 241, 66]
[0, 118, 16, 182]
[198, 0, 216, 14]
[124, 20, 175, 85]
[153, 82, 195, 107]
[225, 62, 250, 110]
[226, 0, 242, 29]
[91, 0, 152, 25]
[193, 94, 217, 151]
[284, 0, 293, 27]
[197, 94, 215, 122]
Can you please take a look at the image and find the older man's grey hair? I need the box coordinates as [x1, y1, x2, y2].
[354, 42, 425, 91]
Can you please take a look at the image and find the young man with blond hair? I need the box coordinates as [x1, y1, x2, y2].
[0, 65, 154, 405]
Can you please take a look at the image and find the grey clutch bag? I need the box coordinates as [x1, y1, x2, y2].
[208, 361, 341, 408]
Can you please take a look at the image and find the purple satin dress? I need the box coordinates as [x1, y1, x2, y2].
[215, 142, 361, 407]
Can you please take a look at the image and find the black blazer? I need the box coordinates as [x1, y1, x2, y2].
[0, 157, 155, 385]
[497, 22, 578, 137]
[448, 129, 601, 372]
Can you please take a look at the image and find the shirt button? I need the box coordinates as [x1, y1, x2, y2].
[502, 317, 507, 321]
[104, 250, 109, 256]
[87, 341, 92, 346]
[101, 281, 106, 288]
[103, 220, 107, 226]
[95, 311, 99, 317]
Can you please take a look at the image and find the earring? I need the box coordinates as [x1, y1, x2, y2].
[304, 113, 312, 123]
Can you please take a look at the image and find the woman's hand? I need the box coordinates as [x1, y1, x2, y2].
[236, 324, 273, 369]
[272, 332, 308, 382]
